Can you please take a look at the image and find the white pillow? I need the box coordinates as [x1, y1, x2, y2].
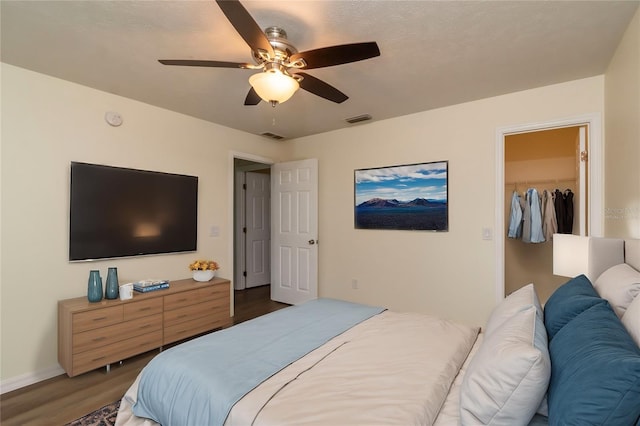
[460, 306, 550, 425]
[484, 283, 543, 336]
[622, 295, 640, 347]
[594, 263, 640, 318]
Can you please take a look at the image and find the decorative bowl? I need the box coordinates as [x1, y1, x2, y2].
[192, 269, 216, 282]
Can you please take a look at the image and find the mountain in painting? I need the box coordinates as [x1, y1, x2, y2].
[357, 198, 446, 208]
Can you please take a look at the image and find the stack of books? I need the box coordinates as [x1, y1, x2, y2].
[133, 279, 170, 293]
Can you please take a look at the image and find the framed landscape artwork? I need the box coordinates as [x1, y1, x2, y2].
[354, 161, 448, 231]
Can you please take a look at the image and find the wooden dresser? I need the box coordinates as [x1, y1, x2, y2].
[58, 277, 231, 377]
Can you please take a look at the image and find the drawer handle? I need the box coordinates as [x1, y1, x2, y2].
[139, 324, 153, 329]
[177, 314, 188, 319]
[93, 337, 107, 342]
[92, 356, 106, 362]
[92, 317, 108, 322]
[139, 307, 151, 311]
[176, 298, 188, 303]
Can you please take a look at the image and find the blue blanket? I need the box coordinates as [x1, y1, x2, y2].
[133, 298, 385, 425]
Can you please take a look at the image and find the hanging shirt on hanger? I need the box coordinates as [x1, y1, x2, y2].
[526, 188, 545, 243]
[522, 190, 532, 243]
[542, 189, 557, 241]
[508, 190, 523, 238]
[554, 189, 567, 233]
[564, 189, 574, 234]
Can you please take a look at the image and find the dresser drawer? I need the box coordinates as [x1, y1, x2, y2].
[73, 306, 123, 333]
[163, 300, 218, 327]
[73, 313, 162, 354]
[124, 298, 163, 321]
[164, 316, 219, 345]
[72, 330, 162, 376]
[198, 284, 228, 301]
[164, 291, 200, 311]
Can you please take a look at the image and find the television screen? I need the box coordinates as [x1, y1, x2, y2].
[69, 162, 198, 261]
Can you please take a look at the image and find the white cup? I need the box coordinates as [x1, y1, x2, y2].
[119, 283, 133, 300]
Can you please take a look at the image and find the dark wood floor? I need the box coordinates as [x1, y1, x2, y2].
[0, 285, 288, 426]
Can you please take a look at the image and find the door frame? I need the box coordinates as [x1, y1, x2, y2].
[233, 163, 272, 290]
[494, 113, 603, 303]
[228, 151, 274, 313]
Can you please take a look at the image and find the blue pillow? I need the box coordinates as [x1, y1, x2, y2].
[543, 274, 605, 340]
[547, 302, 640, 425]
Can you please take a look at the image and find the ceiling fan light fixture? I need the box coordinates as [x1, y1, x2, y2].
[249, 69, 299, 105]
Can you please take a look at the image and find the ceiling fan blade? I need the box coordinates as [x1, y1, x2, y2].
[158, 59, 252, 69]
[215, 0, 274, 58]
[244, 87, 262, 105]
[296, 72, 348, 104]
[290, 42, 380, 70]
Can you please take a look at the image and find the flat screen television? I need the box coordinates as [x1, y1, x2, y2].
[69, 162, 198, 261]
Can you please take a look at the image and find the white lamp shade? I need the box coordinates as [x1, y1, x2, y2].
[553, 234, 590, 278]
[553, 234, 625, 280]
[249, 71, 299, 104]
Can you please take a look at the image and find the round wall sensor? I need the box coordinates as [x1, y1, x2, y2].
[105, 111, 123, 127]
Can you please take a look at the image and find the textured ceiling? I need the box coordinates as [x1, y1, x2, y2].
[1, 1, 638, 140]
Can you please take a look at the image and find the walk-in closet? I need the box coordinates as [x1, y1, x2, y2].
[504, 126, 586, 303]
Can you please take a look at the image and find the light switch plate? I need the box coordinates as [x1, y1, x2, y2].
[482, 227, 493, 240]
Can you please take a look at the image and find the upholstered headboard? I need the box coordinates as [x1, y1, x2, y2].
[625, 239, 640, 272]
[588, 237, 640, 280]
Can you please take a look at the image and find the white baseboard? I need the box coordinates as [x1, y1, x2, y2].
[0, 365, 65, 394]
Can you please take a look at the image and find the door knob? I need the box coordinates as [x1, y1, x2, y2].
[308, 239, 318, 245]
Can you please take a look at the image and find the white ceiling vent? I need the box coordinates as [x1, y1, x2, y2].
[345, 114, 372, 124]
[260, 132, 285, 140]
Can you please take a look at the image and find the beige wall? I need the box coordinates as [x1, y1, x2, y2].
[0, 64, 288, 383]
[605, 8, 640, 238]
[290, 76, 604, 326]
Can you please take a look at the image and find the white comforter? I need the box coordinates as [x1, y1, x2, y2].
[116, 311, 479, 426]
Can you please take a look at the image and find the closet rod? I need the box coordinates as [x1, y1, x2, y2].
[505, 178, 577, 186]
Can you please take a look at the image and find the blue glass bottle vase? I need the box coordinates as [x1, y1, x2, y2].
[105, 267, 119, 300]
[87, 270, 103, 303]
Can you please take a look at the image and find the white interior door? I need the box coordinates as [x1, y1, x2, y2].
[245, 172, 270, 288]
[577, 126, 587, 236]
[271, 159, 318, 305]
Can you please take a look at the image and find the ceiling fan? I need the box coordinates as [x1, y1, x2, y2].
[159, 0, 380, 107]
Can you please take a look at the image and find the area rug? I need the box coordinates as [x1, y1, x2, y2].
[66, 400, 120, 426]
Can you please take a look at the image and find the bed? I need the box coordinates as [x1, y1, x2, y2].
[116, 237, 640, 426]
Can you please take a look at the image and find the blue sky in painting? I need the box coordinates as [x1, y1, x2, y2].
[355, 162, 448, 205]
